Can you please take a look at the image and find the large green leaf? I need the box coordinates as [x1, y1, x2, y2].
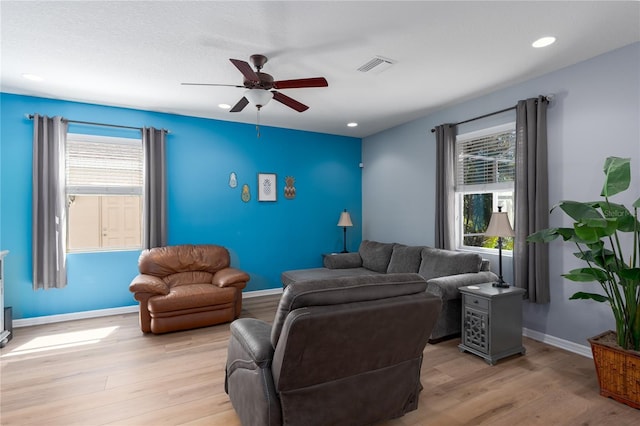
[563, 267, 608, 282]
[556, 201, 603, 222]
[601, 157, 630, 197]
[573, 225, 599, 244]
[581, 217, 613, 228]
[574, 220, 617, 243]
[634, 197, 640, 208]
[526, 227, 578, 243]
[556, 227, 580, 241]
[570, 292, 609, 303]
[592, 201, 639, 231]
[527, 228, 560, 243]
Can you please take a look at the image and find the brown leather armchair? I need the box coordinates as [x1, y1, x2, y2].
[129, 244, 250, 334]
[225, 273, 442, 426]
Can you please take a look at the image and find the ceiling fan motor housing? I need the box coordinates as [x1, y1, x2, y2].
[244, 72, 274, 90]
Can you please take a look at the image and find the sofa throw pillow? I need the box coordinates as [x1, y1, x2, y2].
[418, 247, 482, 281]
[323, 252, 362, 269]
[387, 245, 424, 273]
[358, 240, 396, 273]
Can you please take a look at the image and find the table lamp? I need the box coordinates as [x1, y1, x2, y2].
[337, 209, 353, 253]
[484, 206, 515, 288]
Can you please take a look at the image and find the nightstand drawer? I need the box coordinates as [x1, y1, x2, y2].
[464, 295, 489, 310]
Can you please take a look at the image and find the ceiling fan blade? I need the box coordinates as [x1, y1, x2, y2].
[273, 77, 328, 89]
[230, 97, 249, 112]
[181, 82, 244, 88]
[230, 59, 259, 82]
[272, 91, 309, 112]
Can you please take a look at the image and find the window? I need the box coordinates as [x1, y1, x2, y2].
[65, 134, 143, 252]
[454, 123, 515, 253]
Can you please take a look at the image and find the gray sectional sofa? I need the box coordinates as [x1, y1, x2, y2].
[281, 240, 499, 341]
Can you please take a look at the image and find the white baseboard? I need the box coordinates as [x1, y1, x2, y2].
[13, 305, 140, 328]
[12, 288, 284, 328]
[243, 288, 283, 298]
[523, 327, 593, 359]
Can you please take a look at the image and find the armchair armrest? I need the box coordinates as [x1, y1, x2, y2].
[426, 271, 498, 300]
[213, 267, 250, 288]
[228, 318, 274, 369]
[323, 252, 362, 269]
[129, 274, 169, 295]
[225, 318, 282, 425]
[226, 318, 275, 390]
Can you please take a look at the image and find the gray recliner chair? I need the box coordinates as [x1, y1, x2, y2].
[224, 273, 443, 426]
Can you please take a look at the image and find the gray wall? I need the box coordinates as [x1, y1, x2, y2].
[362, 42, 640, 347]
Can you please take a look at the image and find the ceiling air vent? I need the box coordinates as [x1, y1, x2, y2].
[357, 56, 395, 74]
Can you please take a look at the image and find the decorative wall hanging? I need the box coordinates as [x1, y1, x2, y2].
[241, 184, 251, 202]
[258, 173, 277, 202]
[284, 176, 296, 199]
[229, 172, 238, 188]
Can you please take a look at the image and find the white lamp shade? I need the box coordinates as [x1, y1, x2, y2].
[245, 89, 273, 107]
[337, 211, 353, 227]
[485, 212, 515, 237]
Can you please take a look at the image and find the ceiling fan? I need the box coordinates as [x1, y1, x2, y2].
[181, 54, 328, 113]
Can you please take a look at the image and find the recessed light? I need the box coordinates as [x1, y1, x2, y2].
[532, 36, 556, 48]
[347, 122, 358, 127]
[22, 73, 44, 82]
[218, 103, 231, 110]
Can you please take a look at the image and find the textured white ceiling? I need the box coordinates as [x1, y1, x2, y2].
[2, 1, 639, 137]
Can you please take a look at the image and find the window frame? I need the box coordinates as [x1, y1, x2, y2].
[65, 133, 144, 253]
[454, 122, 515, 255]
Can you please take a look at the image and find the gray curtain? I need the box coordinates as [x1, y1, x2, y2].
[514, 96, 550, 303]
[142, 127, 167, 248]
[434, 124, 457, 250]
[32, 115, 68, 290]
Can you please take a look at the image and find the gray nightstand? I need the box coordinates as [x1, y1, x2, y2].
[458, 283, 526, 365]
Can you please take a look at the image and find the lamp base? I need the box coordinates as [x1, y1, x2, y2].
[492, 282, 510, 288]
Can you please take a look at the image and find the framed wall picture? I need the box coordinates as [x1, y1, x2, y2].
[258, 173, 277, 202]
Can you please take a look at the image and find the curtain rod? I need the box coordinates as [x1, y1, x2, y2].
[429, 105, 515, 133]
[26, 114, 170, 133]
[429, 95, 551, 133]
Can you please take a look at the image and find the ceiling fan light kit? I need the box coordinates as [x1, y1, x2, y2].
[244, 89, 273, 109]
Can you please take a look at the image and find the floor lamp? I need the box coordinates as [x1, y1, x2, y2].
[485, 206, 514, 288]
[337, 209, 353, 253]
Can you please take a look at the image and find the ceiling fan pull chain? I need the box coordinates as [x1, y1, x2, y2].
[256, 107, 261, 138]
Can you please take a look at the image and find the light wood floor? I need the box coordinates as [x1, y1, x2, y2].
[1, 295, 638, 425]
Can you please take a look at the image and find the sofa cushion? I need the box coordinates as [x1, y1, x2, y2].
[165, 271, 214, 287]
[387, 245, 424, 273]
[323, 252, 362, 269]
[147, 284, 235, 313]
[418, 247, 482, 281]
[358, 240, 396, 273]
[139, 244, 230, 277]
[281, 267, 381, 287]
[426, 271, 499, 300]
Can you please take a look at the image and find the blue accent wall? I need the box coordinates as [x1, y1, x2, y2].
[0, 93, 362, 319]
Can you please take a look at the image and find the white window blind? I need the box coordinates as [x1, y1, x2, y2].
[66, 134, 143, 195]
[455, 124, 516, 193]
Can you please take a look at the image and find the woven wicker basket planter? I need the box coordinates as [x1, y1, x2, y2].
[588, 330, 640, 409]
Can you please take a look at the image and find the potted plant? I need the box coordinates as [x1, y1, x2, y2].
[527, 156, 640, 409]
